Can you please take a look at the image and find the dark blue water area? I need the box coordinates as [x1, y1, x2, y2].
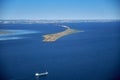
[0, 22, 120, 80]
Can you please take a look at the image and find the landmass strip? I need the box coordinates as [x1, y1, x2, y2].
[43, 25, 84, 42]
[0, 31, 12, 34]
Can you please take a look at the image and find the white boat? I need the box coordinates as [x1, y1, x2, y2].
[35, 72, 48, 77]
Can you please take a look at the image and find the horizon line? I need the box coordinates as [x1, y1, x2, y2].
[0, 19, 120, 21]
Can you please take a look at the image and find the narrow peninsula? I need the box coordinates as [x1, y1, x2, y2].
[43, 25, 84, 42]
[0, 31, 13, 34]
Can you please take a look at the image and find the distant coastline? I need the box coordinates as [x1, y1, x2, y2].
[43, 25, 83, 42]
[0, 19, 120, 24]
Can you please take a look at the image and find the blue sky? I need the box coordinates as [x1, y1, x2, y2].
[0, 0, 120, 20]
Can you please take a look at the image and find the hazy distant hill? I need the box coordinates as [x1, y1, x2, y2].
[0, 20, 119, 24]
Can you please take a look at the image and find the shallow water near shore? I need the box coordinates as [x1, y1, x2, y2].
[0, 22, 120, 80]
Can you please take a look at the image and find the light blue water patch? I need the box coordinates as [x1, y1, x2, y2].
[0, 37, 25, 41]
[0, 29, 40, 37]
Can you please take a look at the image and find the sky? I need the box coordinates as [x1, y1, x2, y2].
[0, 0, 120, 20]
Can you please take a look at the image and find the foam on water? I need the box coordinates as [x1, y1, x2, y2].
[0, 29, 40, 41]
[0, 37, 25, 41]
[0, 30, 40, 37]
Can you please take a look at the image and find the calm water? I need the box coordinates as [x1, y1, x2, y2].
[0, 22, 120, 80]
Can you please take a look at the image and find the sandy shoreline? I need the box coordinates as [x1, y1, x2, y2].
[43, 25, 83, 42]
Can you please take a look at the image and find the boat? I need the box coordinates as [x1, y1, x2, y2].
[35, 72, 48, 77]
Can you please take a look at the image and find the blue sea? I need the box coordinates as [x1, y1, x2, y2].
[0, 22, 120, 80]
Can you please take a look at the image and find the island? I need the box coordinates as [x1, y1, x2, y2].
[43, 25, 84, 42]
[0, 31, 13, 34]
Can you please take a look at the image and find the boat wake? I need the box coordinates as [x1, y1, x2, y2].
[0, 29, 40, 41]
[0, 37, 25, 41]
